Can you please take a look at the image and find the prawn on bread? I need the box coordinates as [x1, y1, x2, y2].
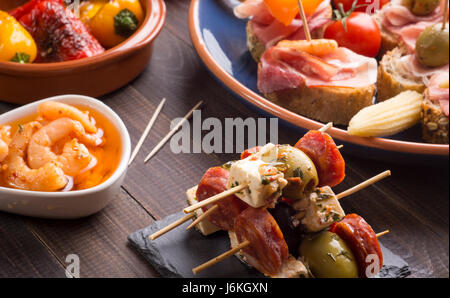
[234, 0, 333, 62]
[373, 0, 448, 56]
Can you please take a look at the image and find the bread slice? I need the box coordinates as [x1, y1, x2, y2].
[421, 91, 449, 144]
[377, 47, 426, 101]
[265, 84, 376, 125]
[186, 186, 221, 236]
[373, 9, 400, 58]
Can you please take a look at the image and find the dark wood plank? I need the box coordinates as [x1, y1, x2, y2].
[0, 213, 65, 278]
[23, 188, 159, 277]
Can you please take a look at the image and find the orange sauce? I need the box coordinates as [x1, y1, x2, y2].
[0, 104, 122, 191]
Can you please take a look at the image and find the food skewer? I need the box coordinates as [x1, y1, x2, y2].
[129, 98, 166, 165]
[192, 229, 390, 275]
[184, 170, 391, 214]
[144, 100, 203, 163]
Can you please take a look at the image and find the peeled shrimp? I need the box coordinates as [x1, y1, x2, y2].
[277, 39, 338, 56]
[27, 118, 102, 176]
[2, 122, 68, 191]
[0, 139, 8, 163]
[0, 125, 11, 163]
[38, 101, 97, 133]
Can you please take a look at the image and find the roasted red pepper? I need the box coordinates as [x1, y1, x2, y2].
[10, 0, 104, 62]
[329, 214, 383, 278]
[295, 130, 345, 187]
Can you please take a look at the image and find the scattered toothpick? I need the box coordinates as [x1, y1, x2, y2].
[144, 100, 203, 163]
[129, 98, 166, 166]
[376, 230, 390, 238]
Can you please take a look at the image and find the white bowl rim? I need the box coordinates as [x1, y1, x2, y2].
[0, 94, 131, 197]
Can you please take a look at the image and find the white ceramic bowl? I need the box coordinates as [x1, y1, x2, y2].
[0, 95, 131, 219]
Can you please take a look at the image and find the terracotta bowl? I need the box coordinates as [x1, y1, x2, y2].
[0, 0, 166, 104]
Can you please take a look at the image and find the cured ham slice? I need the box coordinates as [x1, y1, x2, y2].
[382, 0, 447, 30]
[258, 44, 378, 94]
[381, 0, 448, 38]
[397, 21, 434, 53]
[235, 0, 331, 47]
[428, 72, 449, 116]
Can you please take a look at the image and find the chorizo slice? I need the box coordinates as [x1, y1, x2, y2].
[295, 130, 345, 187]
[234, 207, 289, 276]
[329, 214, 383, 278]
[240, 146, 261, 159]
[196, 167, 248, 231]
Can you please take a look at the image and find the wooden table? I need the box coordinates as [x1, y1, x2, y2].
[0, 0, 448, 278]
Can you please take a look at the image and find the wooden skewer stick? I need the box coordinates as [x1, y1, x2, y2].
[376, 230, 390, 238]
[442, 0, 448, 30]
[192, 240, 251, 275]
[186, 205, 219, 231]
[318, 122, 333, 132]
[184, 183, 248, 213]
[336, 170, 391, 200]
[144, 100, 203, 163]
[337, 145, 343, 150]
[149, 213, 195, 240]
[129, 98, 166, 166]
[193, 229, 390, 274]
[297, 0, 312, 41]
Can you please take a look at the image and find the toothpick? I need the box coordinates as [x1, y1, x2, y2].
[129, 98, 166, 166]
[186, 205, 219, 231]
[184, 183, 249, 214]
[336, 170, 391, 200]
[192, 240, 251, 274]
[149, 213, 195, 240]
[318, 122, 333, 132]
[442, 0, 448, 30]
[376, 230, 390, 238]
[297, 0, 312, 41]
[144, 101, 203, 163]
[337, 145, 343, 150]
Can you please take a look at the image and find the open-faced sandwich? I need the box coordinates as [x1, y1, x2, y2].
[373, 0, 448, 57]
[234, 0, 333, 62]
[257, 39, 378, 125]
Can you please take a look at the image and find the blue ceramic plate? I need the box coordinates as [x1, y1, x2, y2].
[188, 0, 448, 164]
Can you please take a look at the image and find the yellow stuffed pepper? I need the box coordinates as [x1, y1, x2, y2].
[0, 10, 37, 63]
[81, 0, 144, 48]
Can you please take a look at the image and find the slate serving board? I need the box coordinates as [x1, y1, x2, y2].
[128, 212, 411, 278]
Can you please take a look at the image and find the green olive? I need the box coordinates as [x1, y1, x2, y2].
[277, 145, 318, 200]
[402, 0, 441, 16]
[416, 23, 449, 67]
[300, 231, 359, 278]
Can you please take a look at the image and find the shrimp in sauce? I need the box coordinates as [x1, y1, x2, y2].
[0, 102, 121, 192]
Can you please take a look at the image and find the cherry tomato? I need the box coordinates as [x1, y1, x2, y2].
[264, 0, 324, 26]
[332, 0, 390, 14]
[324, 11, 381, 57]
